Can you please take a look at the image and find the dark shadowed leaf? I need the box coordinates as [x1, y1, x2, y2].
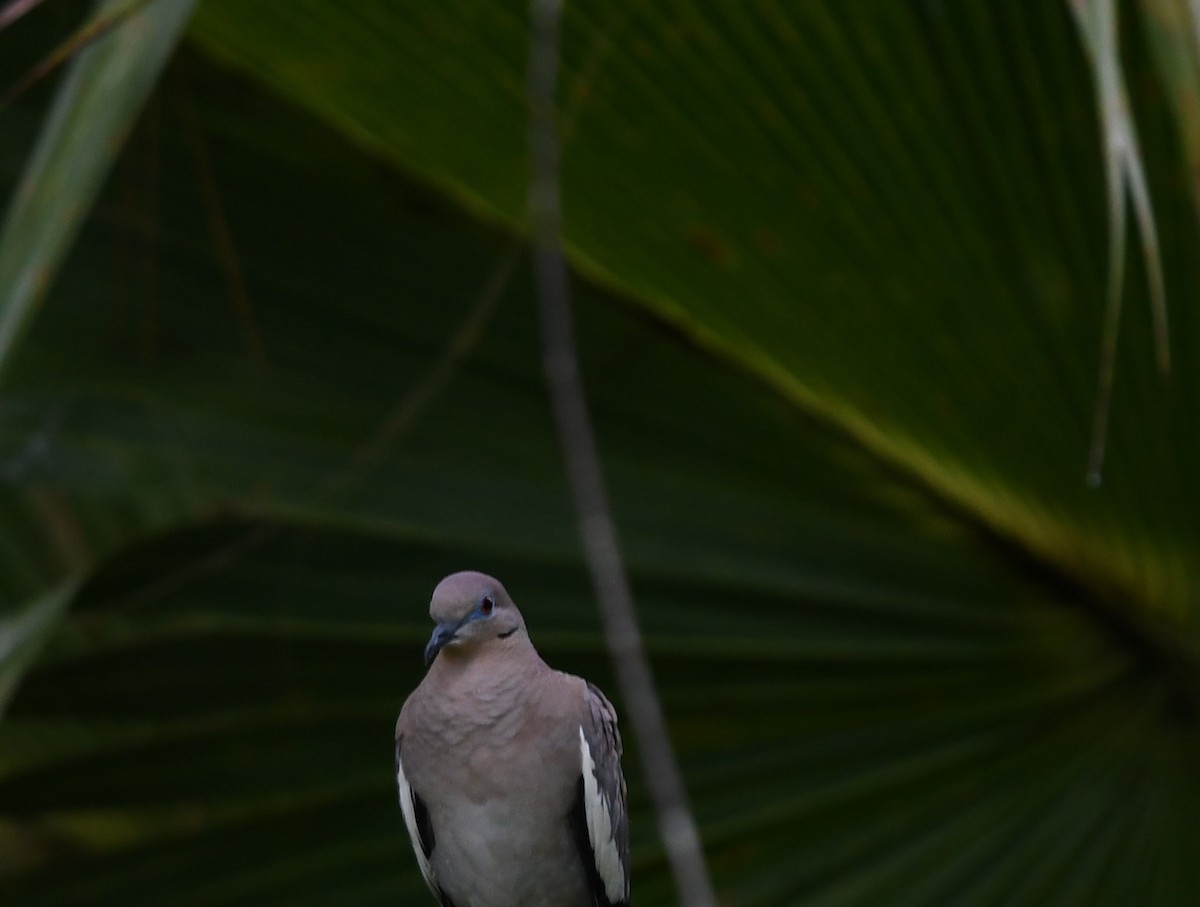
[0, 2, 1198, 905]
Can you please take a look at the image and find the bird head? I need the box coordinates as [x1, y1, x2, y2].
[424, 571, 527, 666]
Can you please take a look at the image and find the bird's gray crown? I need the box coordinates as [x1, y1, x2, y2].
[429, 570, 510, 623]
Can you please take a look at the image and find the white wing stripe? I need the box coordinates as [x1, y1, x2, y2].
[396, 753, 435, 891]
[580, 726, 625, 903]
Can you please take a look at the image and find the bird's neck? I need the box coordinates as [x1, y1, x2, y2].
[426, 637, 547, 720]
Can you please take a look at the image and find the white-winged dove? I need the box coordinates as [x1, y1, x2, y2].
[396, 571, 631, 907]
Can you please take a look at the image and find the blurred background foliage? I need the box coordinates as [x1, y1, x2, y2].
[0, 0, 1198, 904]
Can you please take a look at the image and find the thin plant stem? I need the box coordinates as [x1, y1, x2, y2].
[527, 2, 719, 905]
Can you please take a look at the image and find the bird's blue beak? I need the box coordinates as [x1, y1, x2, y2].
[424, 622, 460, 666]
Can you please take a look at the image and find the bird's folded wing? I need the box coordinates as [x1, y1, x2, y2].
[574, 681, 631, 907]
[396, 737, 456, 907]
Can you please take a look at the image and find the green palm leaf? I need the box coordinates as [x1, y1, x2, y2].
[1, 1, 1197, 904]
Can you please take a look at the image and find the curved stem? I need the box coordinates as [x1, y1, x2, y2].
[527, 2, 720, 905]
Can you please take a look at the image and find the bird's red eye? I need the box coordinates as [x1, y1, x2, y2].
[480, 596, 495, 615]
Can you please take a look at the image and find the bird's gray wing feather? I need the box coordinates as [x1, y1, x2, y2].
[575, 681, 631, 907]
[396, 736, 456, 907]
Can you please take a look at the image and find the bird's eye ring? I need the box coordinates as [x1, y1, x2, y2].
[480, 595, 495, 615]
